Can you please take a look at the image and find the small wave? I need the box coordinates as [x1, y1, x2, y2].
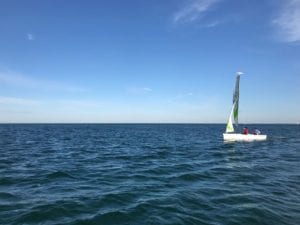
[0, 192, 19, 200]
[104, 191, 140, 209]
[14, 201, 84, 224]
[74, 211, 131, 225]
[46, 171, 76, 179]
[0, 177, 15, 186]
[271, 136, 288, 140]
[176, 172, 213, 181]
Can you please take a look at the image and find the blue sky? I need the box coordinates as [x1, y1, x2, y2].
[0, 0, 299, 123]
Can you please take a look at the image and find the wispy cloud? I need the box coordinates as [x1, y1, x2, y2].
[126, 86, 153, 94]
[26, 33, 35, 41]
[142, 87, 152, 92]
[0, 96, 40, 106]
[174, 92, 193, 100]
[173, 0, 221, 24]
[55, 99, 103, 109]
[203, 20, 223, 28]
[0, 96, 104, 110]
[0, 97, 106, 123]
[165, 92, 194, 106]
[273, 0, 300, 42]
[0, 70, 87, 92]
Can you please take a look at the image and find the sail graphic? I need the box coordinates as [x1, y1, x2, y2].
[233, 74, 240, 126]
[225, 102, 235, 133]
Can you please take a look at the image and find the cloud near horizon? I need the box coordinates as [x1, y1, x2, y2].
[273, 0, 300, 42]
[0, 70, 87, 93]
[0, 96, 40, 106]
[0, 95, 106, 109]
[173, 0, 221, 24]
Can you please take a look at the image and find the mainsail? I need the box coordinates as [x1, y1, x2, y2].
[233, 74, 240, 126]
[225, 73, 242, 133]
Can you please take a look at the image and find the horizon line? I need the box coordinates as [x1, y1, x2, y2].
[0, 122, 298, 125]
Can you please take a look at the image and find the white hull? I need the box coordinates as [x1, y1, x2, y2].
[223, 133, 267, 141]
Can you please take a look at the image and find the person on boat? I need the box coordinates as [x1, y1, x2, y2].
[253, 128, 261, 135]
[242, 127, 249, 135]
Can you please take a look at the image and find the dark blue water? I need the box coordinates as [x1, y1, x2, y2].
[0, 124, 299, 225]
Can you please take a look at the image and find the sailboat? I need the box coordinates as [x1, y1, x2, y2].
[223, 72, 267, 141]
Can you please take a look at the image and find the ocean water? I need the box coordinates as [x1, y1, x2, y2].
[0, 124, 299, 225]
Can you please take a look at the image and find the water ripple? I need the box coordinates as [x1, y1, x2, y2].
[0, 124, 299, 225]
